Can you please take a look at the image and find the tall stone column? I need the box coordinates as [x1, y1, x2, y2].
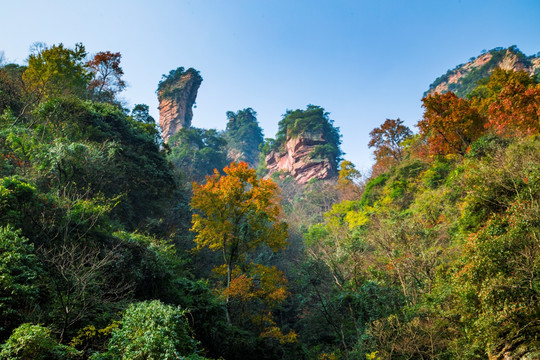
[157, 67, 202, 143]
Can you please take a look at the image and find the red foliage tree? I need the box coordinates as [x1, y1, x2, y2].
[487, 82, 540, 136]
[419, 92, 486, 156]
[369, 118, 412, 162]
[86, 51, 126, 102]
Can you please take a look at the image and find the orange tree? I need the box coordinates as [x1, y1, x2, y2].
[190, 162, 294, 341]
[419, 92, 486, 156]
[487, 80, 540, 137]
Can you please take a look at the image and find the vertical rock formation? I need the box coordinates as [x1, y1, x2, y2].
[157, 67, 202, 143]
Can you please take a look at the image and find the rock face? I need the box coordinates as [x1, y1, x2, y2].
[158, 68, 202, 143]
[426, 47, 540, 97]
[265, 131, 337, 184]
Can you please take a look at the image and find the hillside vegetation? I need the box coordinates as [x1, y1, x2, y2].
[0, 42, 538, 360]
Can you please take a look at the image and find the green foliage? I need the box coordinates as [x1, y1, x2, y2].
[168, 127, 228, 183]
[3, 40, 539, 360]
[295, 73, 539, 357]
[460, 137, 539, 232]
[23, 43, 91, 100]
[453, 199, 540, 357]
[102, 300, 204, 360]
[0, 227, 39, 340]
[0, 177, 37, 233]
[0, 323, 80, 360]
[0, 64, 25, 116]
[309, 144, 335, 160]
[466, 133, 510, 159]
[386, 159, 426, 205]
[112, 231, 188, 302]
[225, 108, 264, 167]
[131, 104, 155, 124]
[29, 97, 177, 229]
[359, 173, 388, 207]
[421, 156, 454, 189]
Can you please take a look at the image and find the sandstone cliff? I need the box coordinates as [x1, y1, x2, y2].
[426, 46, 539, 97]
[265, 131, 337, 184]
[157, 67, 202, 143]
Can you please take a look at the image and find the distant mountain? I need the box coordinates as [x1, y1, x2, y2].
[426, 46, 540, 98]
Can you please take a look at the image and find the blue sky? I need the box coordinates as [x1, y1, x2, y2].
[1, 0, 539, 170]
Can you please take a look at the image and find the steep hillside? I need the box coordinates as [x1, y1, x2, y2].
[426, 46, 540, 97]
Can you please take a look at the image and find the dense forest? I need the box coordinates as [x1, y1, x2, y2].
[0, 43, 538, 360]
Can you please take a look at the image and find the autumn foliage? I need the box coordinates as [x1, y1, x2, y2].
[487, 81, 540, 136]
[419, 92, 486, 156]
[419, 68, 539, 157]
[86, 51, 126, 102]
[190, 162, 288, 257]
[190, 162, 294, 342]
[368, 118, 412, 174]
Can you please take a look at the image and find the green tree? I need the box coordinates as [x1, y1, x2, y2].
[31, 97, 177, 229]
[131, 104, 155, 124]
[102, 300, 205, 360]
[225, 108, 264, 167]
[0, 64, 26, 117]
[449, 137, 540, 358]
[168, 127, 228, 183]
[23, 43, 90, 101]
[0, 323, 80, 360]
[0, 226, 39, 340]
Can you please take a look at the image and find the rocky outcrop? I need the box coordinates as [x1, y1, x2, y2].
[158, 68, 202, 143]
[426, 47, 540, 97]
[265, 131, 337, 184]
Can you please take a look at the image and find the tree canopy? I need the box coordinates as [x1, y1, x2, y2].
[225, 108, 264, 167]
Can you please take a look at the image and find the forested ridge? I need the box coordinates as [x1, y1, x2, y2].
[0, 43, 538, 360]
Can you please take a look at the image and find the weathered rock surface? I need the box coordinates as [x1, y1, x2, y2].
[158, 69, 202, 143]
[265, 132, 337, 184]
[427, 47, 540, 96]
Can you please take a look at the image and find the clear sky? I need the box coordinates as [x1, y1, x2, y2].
[1, 0, 539, 171]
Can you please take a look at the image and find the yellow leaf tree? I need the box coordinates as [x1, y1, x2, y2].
[190, 162, 290, 331]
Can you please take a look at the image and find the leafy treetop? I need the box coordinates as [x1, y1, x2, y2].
[23, 43, 91, 101]
[86, 51, 126, 103]
[225, 108, 264, 167]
